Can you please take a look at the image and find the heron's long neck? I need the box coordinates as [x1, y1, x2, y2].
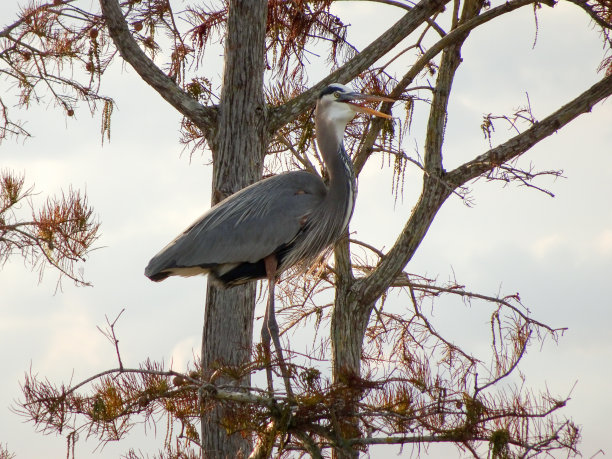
[316, 120, 357, 231]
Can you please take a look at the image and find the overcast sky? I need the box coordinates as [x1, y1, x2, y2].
[1, 1, 611, 458]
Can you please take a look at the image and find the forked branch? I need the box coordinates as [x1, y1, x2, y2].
[354, 0, 555, 175]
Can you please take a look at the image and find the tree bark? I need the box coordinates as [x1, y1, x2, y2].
[199, 0, 268, 457]
[330, 242, 368, 459]
[201, 285, 258, 458]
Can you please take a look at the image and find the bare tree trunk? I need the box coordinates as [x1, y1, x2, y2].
[200, 0, 268, 457]
[330, 241, 370, 459]
[201, 285, 258, 458]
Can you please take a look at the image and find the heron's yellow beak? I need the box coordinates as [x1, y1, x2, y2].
[346, 94, 395, 119]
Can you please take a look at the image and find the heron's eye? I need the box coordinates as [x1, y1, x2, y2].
[333, 91, 341, 99]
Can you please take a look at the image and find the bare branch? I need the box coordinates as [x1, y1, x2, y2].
[96, 309, 126, 371]
[337, 0, 448, 37]
[565, 0, 612, 31]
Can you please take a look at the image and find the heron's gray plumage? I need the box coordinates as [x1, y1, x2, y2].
[145, 83, 392, 286]
[145, 170, 328, 282]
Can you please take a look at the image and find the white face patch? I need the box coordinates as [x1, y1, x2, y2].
[319, 95, 357, 143]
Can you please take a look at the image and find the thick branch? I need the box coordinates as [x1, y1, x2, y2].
[99, 0, 217, 134]
[348, 434, 469, 445]
[446, 73, 612, 186]
[268, 0, 450, 132]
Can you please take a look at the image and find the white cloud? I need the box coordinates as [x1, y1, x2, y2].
[169, 336, 200, 371]
[529, 233, 567, 260]
[594, 229, 612, 256]
[38, 304, 111, 377]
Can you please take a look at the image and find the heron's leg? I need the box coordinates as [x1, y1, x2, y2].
[264, 255, 293, 398]
[260, 290, 274, 394]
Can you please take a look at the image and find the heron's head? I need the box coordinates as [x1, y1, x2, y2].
[316, 83, 394, 133]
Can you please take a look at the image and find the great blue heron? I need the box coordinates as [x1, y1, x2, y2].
[145, 83, 393, 393]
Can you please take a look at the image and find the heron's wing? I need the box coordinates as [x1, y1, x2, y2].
[145, 171, 326, 275]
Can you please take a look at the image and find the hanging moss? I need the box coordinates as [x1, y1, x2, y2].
[464, 395, 485, 429]
[490, 428, 511, 458]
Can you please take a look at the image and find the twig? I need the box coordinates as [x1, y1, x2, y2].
[96, 309, 126, 370]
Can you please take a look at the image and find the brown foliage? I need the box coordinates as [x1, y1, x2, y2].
[0, 169, 100, 287]
[0, 1, 114, 140]
[15, 304, 578, 457]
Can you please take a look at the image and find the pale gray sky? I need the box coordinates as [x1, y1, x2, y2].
[1, 1, 611, 457]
